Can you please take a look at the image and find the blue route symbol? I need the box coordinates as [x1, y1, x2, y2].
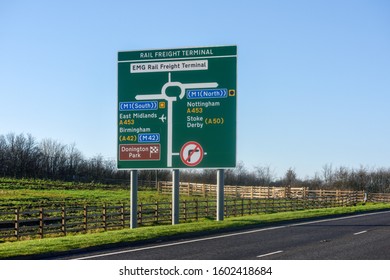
[186, 89, 227, 99]
[138, 133, 160, 143]
[119, 101, 158, 111]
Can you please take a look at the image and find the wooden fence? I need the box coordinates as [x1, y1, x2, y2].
[0, 192, 360, 241]
[0, 203, 129, 241]
[157, 181, 365, 200]
[368, 193, 390, 203]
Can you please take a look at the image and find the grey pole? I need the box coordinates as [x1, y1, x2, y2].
[172, 169, 180, 225]
[217, 169, 225, 221]
[130, 170, 138, 229]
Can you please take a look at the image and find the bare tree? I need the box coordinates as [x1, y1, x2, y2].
[65, 143, 84, 179]
[284, 167, 297, 187]
[39, 138, 67, 179]
[254, 165, 275, 186]
[333, 166, 349, 189]
[0, 135, 7, 176]
[322, 163, 334, 188]
[233, 161, 247, 185]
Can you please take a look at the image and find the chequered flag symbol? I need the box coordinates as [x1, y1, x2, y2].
[150, 146, 159, 154]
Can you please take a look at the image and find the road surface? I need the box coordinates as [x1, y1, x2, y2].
[60, 210, 390, 260]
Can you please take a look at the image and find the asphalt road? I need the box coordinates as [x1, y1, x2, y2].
[64, 210, 390, 260]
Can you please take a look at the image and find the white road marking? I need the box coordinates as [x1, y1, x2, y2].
[287, 210, 390, 227]
[73, 210, 390, 260]
[353, 230, 368, 235]
[74, 225, 286, 260]
[257, 250, 283, 258]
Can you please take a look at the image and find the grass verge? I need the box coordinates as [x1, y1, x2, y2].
[1, 202, 389, 259]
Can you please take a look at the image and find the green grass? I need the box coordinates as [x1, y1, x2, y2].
[1, 202, 389, 259]
[0, 177, 113, 190]
[0, 177, 196, 207]
[0, 188, 170, 206]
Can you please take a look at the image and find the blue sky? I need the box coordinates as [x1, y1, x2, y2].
[1, 0, 389, 178]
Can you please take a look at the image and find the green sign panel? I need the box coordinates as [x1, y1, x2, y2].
[117, 45, 237, 169]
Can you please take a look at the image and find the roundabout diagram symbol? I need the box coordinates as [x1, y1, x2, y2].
[180, 141, 204, 167]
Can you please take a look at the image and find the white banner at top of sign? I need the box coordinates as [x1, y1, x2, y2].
[130, 60, 208, 73]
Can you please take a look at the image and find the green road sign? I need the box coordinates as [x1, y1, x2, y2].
[117, 45, 237, 169]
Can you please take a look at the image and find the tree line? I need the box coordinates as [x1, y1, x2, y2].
[180, 163, 390, 193]
[1, 133, 389, 192]
[0, 133, 119, 181]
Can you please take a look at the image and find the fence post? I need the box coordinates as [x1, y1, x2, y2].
[195, 199, 199, 221]
[121, 203, 125, 228]
[267, 198, 270, 213]
[39, 207, 44, 239]
[155, 201, 159, 224]
[102, 203, 107, 231]
[14, 208, 20, 241]
[272, 198, 276, 212]
[83, 205, 88, 233]
[138, 203, 143, 226]
[183, 200, 187, 222]
[62, 205, 67, 236]
[354, 191, 358, 205]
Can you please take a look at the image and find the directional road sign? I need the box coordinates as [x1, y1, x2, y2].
[117, 45, 237, 169]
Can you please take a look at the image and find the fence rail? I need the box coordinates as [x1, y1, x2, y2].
[368, 193, 390, 203]
[0, 192, 363, 241]
[0, 203, 130, 241]
[158, 181, 366, 200]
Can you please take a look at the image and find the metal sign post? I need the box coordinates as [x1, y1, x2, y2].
[172, 169, 180, 225]
[130, 170, 138, 228]
[217, 169, 225, 221]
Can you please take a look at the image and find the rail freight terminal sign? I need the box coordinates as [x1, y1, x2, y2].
[117, 45, 237, 169]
